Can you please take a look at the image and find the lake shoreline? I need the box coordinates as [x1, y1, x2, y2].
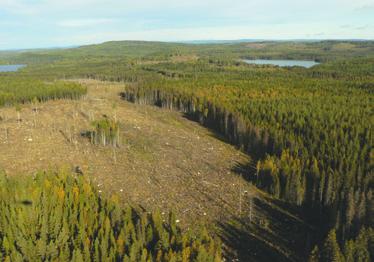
[0, 64, 26, 72]
[242, 59, 320, 68]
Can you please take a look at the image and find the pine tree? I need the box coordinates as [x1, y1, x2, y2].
[321, 230, 343, 262]
[345, 190, 355, 231]
[72, 249, 84, 262]
[352, 228, 370, 262]
[308, 245, 320, 262]
[343, 240, 355, 262]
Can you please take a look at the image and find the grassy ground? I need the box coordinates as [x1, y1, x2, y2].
[0, 80, 313, 261]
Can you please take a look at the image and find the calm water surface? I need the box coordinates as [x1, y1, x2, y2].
[0, 64, 26, 72]
[242, 59, 319, 68]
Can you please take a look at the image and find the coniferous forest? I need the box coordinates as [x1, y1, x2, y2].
[0, 171, 220, 261]
[0, 40, 373, 261]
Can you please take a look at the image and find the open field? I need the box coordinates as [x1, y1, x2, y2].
[0, 79, 251, 225]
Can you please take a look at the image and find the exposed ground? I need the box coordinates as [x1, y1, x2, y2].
[0, 80, 313, 261]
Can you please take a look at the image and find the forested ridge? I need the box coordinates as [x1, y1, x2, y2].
[0, 40, 373, 261]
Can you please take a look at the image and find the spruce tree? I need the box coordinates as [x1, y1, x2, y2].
[321, 230, 343, 262]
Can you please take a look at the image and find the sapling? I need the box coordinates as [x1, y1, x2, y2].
[239, 174, 242, 217]
[15, 104, 22, 127]
[112, 103, 117, 122]
[32, 97, 38, 127]
[113, 147, 117, 164]
[32, 97, 39, 113]
[4, 128, 9, 143]
[249, 198, 253, 222]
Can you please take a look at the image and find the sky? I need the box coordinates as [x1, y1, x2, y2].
[0, 0, 373, 50]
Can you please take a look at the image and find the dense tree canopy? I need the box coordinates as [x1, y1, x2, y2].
[0, 77, 86, 107]
[0, 171, 221, 261]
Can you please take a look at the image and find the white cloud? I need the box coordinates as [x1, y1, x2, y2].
[0, 0, 38, 15]
[3, 0, 372, 17]
[0, 0, 373, 49]
[57, 18, 115, 28]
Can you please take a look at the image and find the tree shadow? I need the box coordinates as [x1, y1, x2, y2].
[219, 219, 291, 262]
[178, 112, 319, 260]
[80, 130, 93, 139]
[118, 100, 319, 260]
[218, 196, 316, 262]
[231, 160, 257, 182]
[223, 160, 319, 261]
[19, 200, 33, 206]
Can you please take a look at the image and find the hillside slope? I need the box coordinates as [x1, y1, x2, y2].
[0, 80, 313, 261]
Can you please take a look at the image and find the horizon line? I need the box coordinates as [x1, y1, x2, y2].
[1, 38, 374, 52]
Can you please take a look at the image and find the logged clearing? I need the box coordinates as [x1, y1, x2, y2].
[0, 80, 312, 261]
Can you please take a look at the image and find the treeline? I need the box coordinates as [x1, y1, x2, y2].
[2, 40, 374, 66]
[0, 77, 86, 107]
[0, 171, 221, 261]
[118, 58, 373, 258]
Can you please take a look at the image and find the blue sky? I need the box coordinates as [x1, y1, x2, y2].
[0, 0, 373, 50]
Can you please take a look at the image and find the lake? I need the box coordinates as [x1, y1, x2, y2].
[242, 59, 319, 68]
[0, 64, 26, 72]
